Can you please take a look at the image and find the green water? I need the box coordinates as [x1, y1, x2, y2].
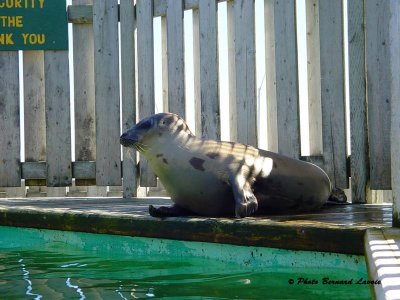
[0, 226, 371, 299]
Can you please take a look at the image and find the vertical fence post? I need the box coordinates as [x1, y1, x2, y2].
[319, 0, 348, 189]
[73, 0, 98, 190]
[365, 0, 392, 190]
[348, 0, 368, 203]
[264, 0, 278, 152]
[193, 0, 220, 139]
[44, 51, 72, 189]
[23, 51, 46, 190]
[228, 0, 257, 146]
[390, 0, 400, 226]
[305, 0, 323, 155]
[166, 0, 186, 117]
[93, 0, 121, 186]
[0, 52, 20, 187]
[274, 0, 300, 158]
[120, 0, 138, 198]
[137, 0, 157, 187]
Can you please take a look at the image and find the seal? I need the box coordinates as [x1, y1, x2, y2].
[120, 113, 341, 218]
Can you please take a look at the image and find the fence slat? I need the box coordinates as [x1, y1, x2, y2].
[229, 0, 257, 146]
[264, 0, 278, 152]
[73, 0, 96, 187]
[44, 51, 72, 187]
[366, 0, 392, 189]
[22, 51, 46, 188]
[305, 0, 323, 155]
[391, 0, 400, 226]
[193, 0, 220, 139]
[137, 0, 157, 187]
[348, 0, 368, 203]
[120, 0, 138, 198]
[162, 16, 169, 112]
[319, 0, 348, 189]
[274, 0, 300, 158]
[227, 0, 236, 141]
[0, 52, 20, 187]
[93, 0, 121, 186]
[166, 0, 186, 117]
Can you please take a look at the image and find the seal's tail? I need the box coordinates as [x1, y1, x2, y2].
[326, 188, 349, 205]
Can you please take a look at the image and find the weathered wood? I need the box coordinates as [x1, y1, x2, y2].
[264, 0, 278, 152]
[72, 161, 96, 179]
[73, 0, 96, 186]
[390, 0, 400, 226]
[22, 51, 46, 186]
[274, 0, 300, 158]
[365, 0, 392, 190]
[120, 0, 138, 198]
[348, 0, 368, 203]
[0, 52, 21, 187]
[319, 0, 348, 189]
[0, 198, 392, 255]
[161, 16, 169, 112]
[305, 0, 323, 155]
[166, 0, 186, 117]
[44, 51, 72, 187]
[193, 0, 220, 139]
[137, 0, 157, 187]
[229, 0, 257, 146]
[93, 0, 121, 186]
[227, 0, 236, 142]
[68, 4, 93, 24]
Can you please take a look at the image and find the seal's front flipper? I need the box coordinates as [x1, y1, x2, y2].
[149, 204, 193, 218]
[326, 188, 349, 205]
[228, 174, 258, 218]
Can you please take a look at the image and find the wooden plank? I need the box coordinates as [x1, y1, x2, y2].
[305, 0, 323, 155]
[44, 51, 72, 187]
[193, 8, 200, 135]
[319, 0, 348, 189]
[227, 0, 236, 141]
[0, 52, 21, 187]
[193, 0, 220, 139]
[161, 16, 169, 112]
[22, 51, 46, 186]
[229, 0, 257, 146]
[391, 0, 400, 226]
[93, 0, 121, 186]
[73, 0, 96, 186]
[274, 0, 300, 158]
[348, 0, 368, 203]
[166, 0, 185, 117]
[120, 0, 138, 198]
[365, 0, 392, 190]
[22, 161, 97, 181]
[264, 0, 278, 152]
[137, 0, 157, 187]
[68, 4, 93, 24]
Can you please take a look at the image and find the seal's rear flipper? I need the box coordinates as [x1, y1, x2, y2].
[149, 204, 193, 218]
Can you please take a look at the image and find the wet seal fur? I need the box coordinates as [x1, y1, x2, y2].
[120, 113, 345, 218]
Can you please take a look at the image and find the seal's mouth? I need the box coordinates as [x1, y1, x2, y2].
[120, 132, 148, 152]
[120, 131, 137, 147]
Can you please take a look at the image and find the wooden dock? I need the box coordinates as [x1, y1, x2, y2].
[0, 198, 391, 255]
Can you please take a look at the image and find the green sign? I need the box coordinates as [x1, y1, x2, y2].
[0, 0, 68, 50]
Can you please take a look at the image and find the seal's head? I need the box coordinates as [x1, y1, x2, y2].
[120, 113, 193, 153]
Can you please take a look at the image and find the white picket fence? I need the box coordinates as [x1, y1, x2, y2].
[0, 0, 400, 221]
